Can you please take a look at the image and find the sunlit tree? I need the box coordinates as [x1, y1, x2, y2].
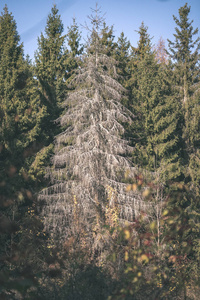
[38, 6, 151, 248]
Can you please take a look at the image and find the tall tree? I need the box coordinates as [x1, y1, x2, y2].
[167, 3, 199, 104]
[66, 17, 83, 84]
[30, 5, 69, 185]
[115, 32, 131, 87]
[38, 6, 149, 251]
[167, 2, 200, 185]
[0, 6, 47, 297]
[188, 88, 200, 193]
[35, 4, 68, 143]
[100, 22, 116, 57]
[128, 22, 153, 109]
[129, 23, 183, 181]
[0, 5, 45, 205]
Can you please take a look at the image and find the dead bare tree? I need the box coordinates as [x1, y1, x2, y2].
[38, 6, 151, 247]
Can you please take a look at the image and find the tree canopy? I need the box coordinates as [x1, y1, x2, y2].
[0, 3, 199, 300]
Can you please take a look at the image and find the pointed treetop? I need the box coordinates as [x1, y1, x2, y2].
[67, 17, 83, 56]
[0, 4, 23, 59]
[135, 22, 153, 58]
[45, 4, 64, 37]
[2, 4, 8, 14]
[117, 32, 130, 54]
[0, 4, 20, 42]
[168, 2, 199, 62]
[175, 2, 191, 26]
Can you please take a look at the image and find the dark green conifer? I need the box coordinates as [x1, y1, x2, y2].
[0, 7, 47, 296]
[0, 5, 45, 202]
[167, 3, 200, 185]
[100, 22, 116, 57]
[35, 4, 68, 142]
[129, 23, 183, 181]
[188, 89, 200, 193]
[66, 17, 83, 84]
[127, 22, 154, 146]
[30, 5, 69, 184]
[115, 32, 131, 86]
[167, 3, 199, 105]
[128, 22, 153, 109]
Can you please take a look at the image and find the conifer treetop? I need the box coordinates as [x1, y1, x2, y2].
[168, 3, 199, 63]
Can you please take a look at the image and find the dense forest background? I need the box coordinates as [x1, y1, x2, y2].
[0, 2, 200, 299]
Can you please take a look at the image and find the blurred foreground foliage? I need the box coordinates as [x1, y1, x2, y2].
[108, 178, 200, 300]
[1, 175, 199, 299]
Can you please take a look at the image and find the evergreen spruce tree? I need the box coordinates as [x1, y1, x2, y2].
[114, 32, 132, 147]
[100, 22, 116, 57]
[66, 17, 83, 84]
[128, 22, 155, 152]
[30, 5, 69, 185]
[30, 11, 83, 186]
[167, 3, 199, 105]
[0, 5, 45, 204]
[115, 32, 131, 87]
[167, 4, 200, 281]
[0, 6, 47, 296]
[129, 23, 183, 181]
[188, 88, 200, 193]
[35, 4, 68, 143]
[167, 3, 200, 184]
[128, 22, 153, 110]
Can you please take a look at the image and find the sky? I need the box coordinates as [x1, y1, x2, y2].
[0, 0, 200, 60]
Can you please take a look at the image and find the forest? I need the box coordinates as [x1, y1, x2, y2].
[0, 2, 200, 299]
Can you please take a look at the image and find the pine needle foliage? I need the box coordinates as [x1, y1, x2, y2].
[0, 5, 46, 202]
[66, 17, 83, 84]
[167, 2, 200, 186]
[128, 23, 183, 181]
[167, 3, 199, 105]
[34, 4, 68, 143]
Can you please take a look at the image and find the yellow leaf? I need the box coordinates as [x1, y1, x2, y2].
[125, 267, 132, 273]
[142, 189, 150, 197]
[126, 185, 132, 192]
[162, 209, 169, 216]
[18, 192, 24, 202]
[132, 277, 138, 282]
[150, 221, 156, 230]
[124, 229, 130, 239]
[125, 251, 129, 261]
[168, 219, 174, 225]
[132, 183, 137, 191]
[139, 254, 149, 263]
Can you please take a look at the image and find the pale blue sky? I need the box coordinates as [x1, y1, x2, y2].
[0, 0, 200, 60]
